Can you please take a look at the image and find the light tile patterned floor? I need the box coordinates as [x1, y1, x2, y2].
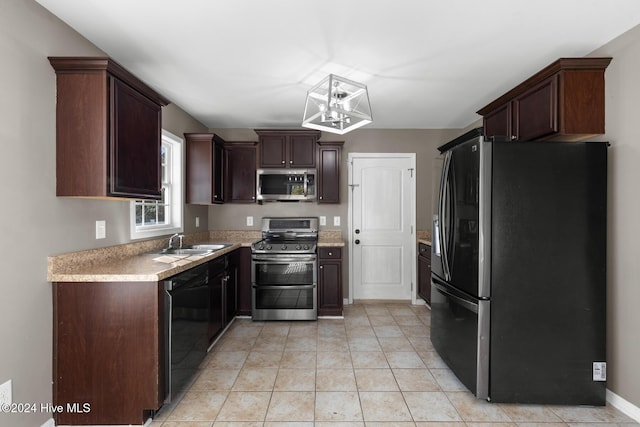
[151, 302, 638, 426]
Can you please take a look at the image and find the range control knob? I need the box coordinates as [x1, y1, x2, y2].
[303, 244, 310, 250]
[281, 245, 287, 250]
[266, 245, 272, 250]
[258, 244, 265, 250]
[295, 245, 302, 250]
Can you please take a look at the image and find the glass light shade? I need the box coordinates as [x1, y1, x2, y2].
[302, 74, 372, 135]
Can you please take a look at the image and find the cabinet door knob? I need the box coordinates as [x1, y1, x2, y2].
[319, 196, 323, 200]
[355, 239, 360, 245]
[282, 160, 285, 164]
[289, 160, 293, 164]
[328, 252, 333, 256]
[320, 265, 324, 269]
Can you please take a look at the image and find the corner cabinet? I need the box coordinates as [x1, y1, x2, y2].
[49, 57, 169, 199]
[477, 57, 612, 142]
[318, 247, 343, 316]
[185, 133, 226, 204]
[317, 141, 343, 203]
[255, 129, 320, 168]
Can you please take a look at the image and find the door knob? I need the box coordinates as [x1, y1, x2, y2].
[355, 239, 360, 245]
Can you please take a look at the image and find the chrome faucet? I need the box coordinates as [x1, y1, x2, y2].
[168, 233, 184, 249]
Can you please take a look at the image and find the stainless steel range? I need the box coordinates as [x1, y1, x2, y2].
[251, 217, 318, 321]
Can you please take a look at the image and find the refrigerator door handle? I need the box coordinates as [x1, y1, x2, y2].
[440, 151, 452, 281]
[432, 215, 441, 256]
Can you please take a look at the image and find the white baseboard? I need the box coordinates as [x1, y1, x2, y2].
[52, 420, 150, 427]
[607, 388, 640, 423]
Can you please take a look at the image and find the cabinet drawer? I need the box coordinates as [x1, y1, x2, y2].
[418, 243, 431, 259]
[319, 247, 342, 259]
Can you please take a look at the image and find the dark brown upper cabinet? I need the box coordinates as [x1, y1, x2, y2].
[49, 57, 169, 199]
[255, 129, 320, 168]
[477, 57, 612, 142]
[317, 141, 343, 204]
[185, 133, 226, 204]
[225, 142, 257, 203]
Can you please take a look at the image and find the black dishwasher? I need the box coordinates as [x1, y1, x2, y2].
[163, 263, 209, 402]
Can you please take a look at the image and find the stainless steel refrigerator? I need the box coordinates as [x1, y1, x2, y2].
[430, 128, 607, 405]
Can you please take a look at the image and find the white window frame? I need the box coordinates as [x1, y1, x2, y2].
[129, 130, 184, 240]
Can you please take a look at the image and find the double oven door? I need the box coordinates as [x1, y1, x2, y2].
[251, 254, 317, 321]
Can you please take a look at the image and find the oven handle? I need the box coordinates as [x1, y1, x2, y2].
[252, 255, 317, 262]
[252, 284, 316, 290]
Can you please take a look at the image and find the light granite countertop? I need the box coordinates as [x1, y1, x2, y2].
[318, 231, 346, 247]
[417, 230, 432, 246]
[48, 230, 345, 283]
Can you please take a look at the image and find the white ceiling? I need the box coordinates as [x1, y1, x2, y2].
[36, 0, 640, 130]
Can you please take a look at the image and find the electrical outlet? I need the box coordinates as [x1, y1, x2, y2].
[333, 216, 341, 226]
[247, 216, 253, 226]
[0, 380, 12, 405]
[195, 216, 200, 228]
[319, 216, 326, 226]
[95, 220, 106, 239]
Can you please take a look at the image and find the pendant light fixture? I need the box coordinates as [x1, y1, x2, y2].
[302, 74, 372, 135]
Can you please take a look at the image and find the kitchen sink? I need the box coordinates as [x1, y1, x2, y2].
[187, 243, 232, 251]
[157, 248, 214, 255]
[155, 243, 233, 256]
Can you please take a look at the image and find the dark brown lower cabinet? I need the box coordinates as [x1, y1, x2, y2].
[417, 243, 431, 304]
[225, 250, 239, 324]
[236, 247, 253, 316]
[318, 247, 343, 316]
[209, 258, 226, 341]
[52, 281, 164, 425]
[51, 251, 245, 426]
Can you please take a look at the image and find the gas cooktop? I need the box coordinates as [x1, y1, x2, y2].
[251, 217, 319, 255]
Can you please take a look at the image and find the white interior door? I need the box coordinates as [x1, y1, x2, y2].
[349, 154, 416, 301]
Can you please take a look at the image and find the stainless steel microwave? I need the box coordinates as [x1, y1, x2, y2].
[256, 169, 317, 201]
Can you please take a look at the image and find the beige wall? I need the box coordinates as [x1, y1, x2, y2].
[0, 2, 207, 426]
[589, 25, 640, 408]
[2, 0, 639, 425]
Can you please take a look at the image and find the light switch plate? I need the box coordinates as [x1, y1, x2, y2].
[195, 216, 200, 228]
[247, 216, 253, 226]
[333, 216, 341, 226]
[95, 220, 106, 239]
[320, 216, 326, 226]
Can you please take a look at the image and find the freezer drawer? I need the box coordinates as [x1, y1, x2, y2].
[430, 276, 489, 399]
